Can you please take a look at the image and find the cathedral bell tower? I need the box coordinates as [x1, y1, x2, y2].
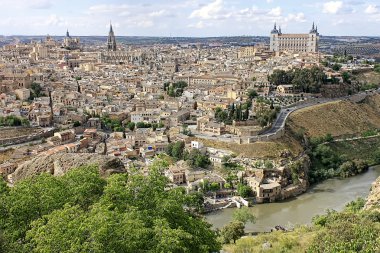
[107, 23, 117, 51]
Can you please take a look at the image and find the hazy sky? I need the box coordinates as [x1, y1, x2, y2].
[0, 0, 379, 36]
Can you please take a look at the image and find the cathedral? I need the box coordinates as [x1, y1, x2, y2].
[62, 30, 80, 50]
[269, 23, 319, 53]
[107, 23, 117, 51]
[99, 24, 146, 64]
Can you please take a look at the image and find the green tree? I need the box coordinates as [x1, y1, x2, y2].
[73, 121, 81, 127]
[126, 121, 135, 131]
[237, 183, 253, 198]
[220, 221, 245, 244]
[232, 207, 256, 225]
[247, 89, 258, 99]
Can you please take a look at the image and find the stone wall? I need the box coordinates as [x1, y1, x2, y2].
[0, 127, 55, 146]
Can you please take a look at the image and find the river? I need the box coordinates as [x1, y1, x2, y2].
[206, 166, 380, 232]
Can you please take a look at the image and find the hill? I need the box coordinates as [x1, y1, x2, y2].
[287, 94, 380, 138]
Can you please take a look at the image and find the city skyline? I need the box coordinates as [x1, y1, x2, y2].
[0, 0, 379, 37]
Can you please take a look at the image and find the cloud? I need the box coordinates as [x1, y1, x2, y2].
[189, 0, 224, 19]
[29, 0, 53, 9]
[268, 7, 282, 17]
[323, 1, 343, 14]
[365, 4, 378, 14]
[188, 21, 208, 29]
[285, 13, 306, 23]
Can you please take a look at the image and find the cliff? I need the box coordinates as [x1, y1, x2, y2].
[11, 153, 125, 183]
[365, 176, 380, 211]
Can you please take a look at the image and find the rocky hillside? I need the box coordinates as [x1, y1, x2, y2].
[365, 176, 380, 211]
[12, 153, 125, 182]
[288, 94, 380, 138]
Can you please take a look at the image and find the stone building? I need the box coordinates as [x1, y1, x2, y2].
[270, 23, 319, 53]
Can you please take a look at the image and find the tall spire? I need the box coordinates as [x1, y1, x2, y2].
[66, 29, 70, 37]
[107, 22, 117, 51]
[274, 22, 277, 30]
[312, 22, 315, 30]
[109, 21, 113, 33]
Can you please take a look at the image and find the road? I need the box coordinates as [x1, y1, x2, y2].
[259, 98, 336, 135]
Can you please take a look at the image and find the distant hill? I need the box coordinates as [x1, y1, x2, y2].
[287, 93, 380, 139]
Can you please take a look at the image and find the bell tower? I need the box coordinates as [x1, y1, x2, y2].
[107, 22, 117, 51]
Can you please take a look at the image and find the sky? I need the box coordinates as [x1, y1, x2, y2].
[0, 0, 379, 37]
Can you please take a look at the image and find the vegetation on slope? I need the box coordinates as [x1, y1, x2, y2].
[328, 136, 380, 166]
[288, 94, 380, 138]
[0, 163, 220, 253]
[224, 198, 380, 253]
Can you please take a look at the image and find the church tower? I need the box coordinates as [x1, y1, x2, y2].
[107, 23, 117, 51]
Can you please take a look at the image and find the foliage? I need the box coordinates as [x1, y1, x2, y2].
[73, 121, 81, 127]
[0, 115, 30, 127]
[247, 89, 258, 100]
[268, 67, 328, 93]
[309, 210, 380, 252]
[338, 159, 369, 178]
[344, 198, 366, 213]
[360, 82, 379, 91]
[165, 81, 188, 97]
[126, 121, 135, 131]
[101, 116, 124, 132]
[0, 164, 221, 252]
[374, 64, 380, 74]
[332, 63, 342, 71]
[29, 83, 44, 100]
[186, 149, 211, 169]
[215, 102, 251, 125]
[232, 207, 256, 225]
[361, 129, 378, 137]
[220, 221, 245, 244]
[237, 183, 254, 198]
[166, 141, 185, 161]
[227, 207, 380, 253]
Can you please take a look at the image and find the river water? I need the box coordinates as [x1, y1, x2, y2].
[206, 166, 380, 232]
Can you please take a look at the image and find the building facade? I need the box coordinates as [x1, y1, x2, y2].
[63, 30, 80, 50]
[270, 23, 319, 53]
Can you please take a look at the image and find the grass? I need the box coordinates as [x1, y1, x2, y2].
[223, 226, 316, 253]
[0, 149, 15, 164]
[355, 71, 380, 86]
[288, 94, 380, 138]
[0, 127, 41, 139]
[192, 133, 303, 159]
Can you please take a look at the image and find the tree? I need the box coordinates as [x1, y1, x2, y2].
[220, 221, 245, 244]
[187, 149, 211, 169]
[232, 207, 256, 225]
[332, 63, 342, 71]
[2, 161, 221, 253]
[126, 121, 135, 131]
[30, 83, 43, 98]
[73, 121, 81, 127]
[237, 183, 253, 198]
[247, 89, 258, 99]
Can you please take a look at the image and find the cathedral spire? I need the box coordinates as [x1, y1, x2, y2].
[66, 29, 70, 37]
[107, 22, 117, 51]
[109, 21, 113, 33]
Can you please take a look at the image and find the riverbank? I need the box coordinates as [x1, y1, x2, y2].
[206, 165, 380, 232]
